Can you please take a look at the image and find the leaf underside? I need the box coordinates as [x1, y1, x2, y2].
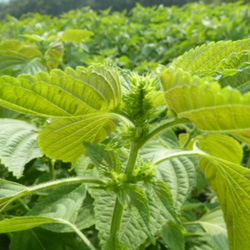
[0, 118, 42, 178]
[161, 69, 250, 145]
[38, 112, 120, 163]
[197, 135, 250, 250]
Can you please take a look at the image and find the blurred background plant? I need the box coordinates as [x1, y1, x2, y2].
[0, 0, 249, 20]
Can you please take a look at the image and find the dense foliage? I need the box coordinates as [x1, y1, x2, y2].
[0, 0, 199, 19]
[0, 2, 249, 75]
[0, 2, 250, 250]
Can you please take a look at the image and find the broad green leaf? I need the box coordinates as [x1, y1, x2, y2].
[38, 112, 120, 163]
[194, 50, 250, 92]
[75, 192, 95, 230]
[0, 216, 95, 249]
[141, 141, 197, 210]
[0, 40, 44, 75]
[186, 235, 225, 250]
[152, 180, 181, 225]
[161, 69, 250, 145]
[198, 208, 227, 236]
[0, 50, 45, 75]
[196, 134, 243, 164]
[0, 118, 42, 178]
[45, 42, 64, 70]
[196, 137, 250, 250]
[217, 50, 250, 70]
[172, 39, 250, 73]
[156, 156, 197, 210]
[219, 64, 250, 93]
[0, 177, 105, 212]
[11, 228, 87, 250]
[161, 220, 185, 250]
[28, 184, 86, 232]
[66, 65, 122, 108]
[85, 142, 122, 175]
[0, 179, 29, 211]
[188, 208, 228, 250]
[0, 64, 122, 117]
[120, 189, 172, 249]
[91, 187, 171, 249]
[91, 189, 116, 247]
[61, 29, 94, 43]
[0, 216, 65, 233]
[119, 184, 150, 232]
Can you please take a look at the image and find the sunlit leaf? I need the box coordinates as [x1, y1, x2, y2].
[61, 29, 94, 43]
[172, 39, 250, 73]
[161, 69, 250, 145]
[38, 112, 121, 163]
[0, 64, 122, 117]
[0, 40, 44, 75]
[0, 118, 42, 178]
[196, 135, 250, 250]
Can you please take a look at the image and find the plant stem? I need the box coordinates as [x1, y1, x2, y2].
[49, 160, 56, 180]
[108, 119, 186, 242]
[109, 140, 140, 241]
[61, 219, 96, 250]
[110, 198, 124, 237]
[29, 177, 107, 193]
[140, 118, 188, 146]
[125, 141, 140, 175]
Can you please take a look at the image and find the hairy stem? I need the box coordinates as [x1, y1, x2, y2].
[125, 141, 140, 175]
[110, 198, 124, 237]
[109, 140, 140, 242]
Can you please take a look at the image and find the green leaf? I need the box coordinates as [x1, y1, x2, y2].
[217, 50, 250, 70]
[188, 208, 228, 250]
[0, 40, 44, 75]
[172, 39, 250, 73]
[196, 134, 243, 164]
[28, 184, 86, 232]
[11, 228, 87, 250]
[0, 216, 95, 249]
[198, 208, 227, 236]
[85, 142, 122, 175]
[91, 189, 116, 247]
[161, 69, 250, 145]
[0, 64, 122, 117]
[75, 192, 95, 230]
[0, 216, 65, 233]
[91, 187, 174, 249]
[61, 29, 94, 43]
[156, 156, 197, 210]
[0, 177, 105, 212]
[0, 179, 29, 211]
[219, 64, 250, 93]
[45, 42, 64, 70]
[119, 184, 150, 231]
[196, 137, 250, 250]
[161, 220, 185, 250]
[152, 180, 181, 225]
[0, 118, 42, 178]
[38, 112, 120, 163]
[66, 65, 122, 108]
[141, 137, 197, 210]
